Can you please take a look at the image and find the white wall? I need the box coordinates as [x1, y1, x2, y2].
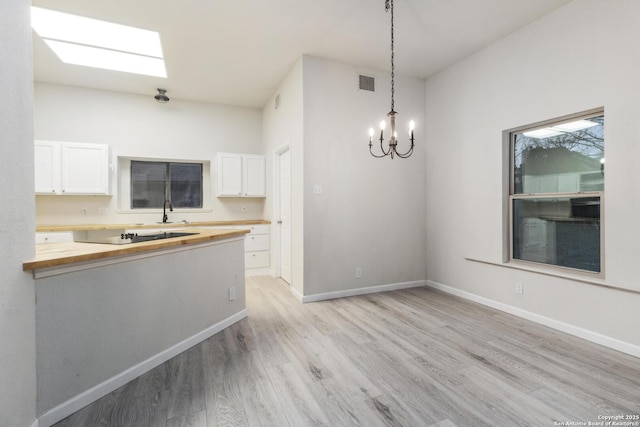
[34, 83, 264, 225]
[0, 2, 37, 427]
[262, 58, 305, 295]
[425, 0, 640, 350]
[36, 239, 246, 423]
[302, 56, 426, 296]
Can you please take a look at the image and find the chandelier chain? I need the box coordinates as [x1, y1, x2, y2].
[369, 0, 414, 159]
[389, 0, 395, 112]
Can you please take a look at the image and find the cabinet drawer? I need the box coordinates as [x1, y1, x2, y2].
[246, 224, 269, 235]
[245, 251, 269, 269]
[36, 232, 73, 244]
[245, 234, 269, 252]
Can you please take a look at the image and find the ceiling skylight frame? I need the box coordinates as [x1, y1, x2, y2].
[31, 6, 167, 78]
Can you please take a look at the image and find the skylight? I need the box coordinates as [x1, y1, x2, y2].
[31, 6, 167, 78]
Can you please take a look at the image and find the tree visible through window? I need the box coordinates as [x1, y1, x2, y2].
[510, 111, 604, 273]
[131, 161, 202, 209]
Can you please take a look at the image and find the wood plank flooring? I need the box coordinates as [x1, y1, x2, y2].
[54, 276, 640, 427]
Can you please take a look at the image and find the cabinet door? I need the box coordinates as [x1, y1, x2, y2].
[217, 153, 243, 196]
[243, 155, 266, 197]
[34, 141, 60, 194]
[61, 142, 109, 194]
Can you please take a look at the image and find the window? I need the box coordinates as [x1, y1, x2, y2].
[131, 161, 202, 209]
[509, 110, 604, 274]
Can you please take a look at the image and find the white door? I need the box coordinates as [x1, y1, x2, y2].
[278, 149, 292, 284]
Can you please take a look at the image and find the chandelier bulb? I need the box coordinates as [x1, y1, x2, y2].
[379, 120, 386, 130]
[409, 120, 415, 131]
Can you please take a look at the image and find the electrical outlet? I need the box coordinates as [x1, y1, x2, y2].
[81, 208, 88, 215]
[228, 286, 236, 301]
[515, 282, 524, 295]
[313, 185, 323, 195]
[355, 267, 362, 279]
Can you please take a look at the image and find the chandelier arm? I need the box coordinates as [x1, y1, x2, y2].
[369, 143, 391, 158]
[395, 145, 414, 158]
[368, 135, 393, 158]
[380, 137, 390, 155]
[394, 134, 415, 158]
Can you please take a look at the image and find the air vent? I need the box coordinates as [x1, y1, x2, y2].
[359, 75, 375, 92]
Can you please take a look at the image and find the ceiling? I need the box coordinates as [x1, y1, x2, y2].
[31, 0, 572, 109]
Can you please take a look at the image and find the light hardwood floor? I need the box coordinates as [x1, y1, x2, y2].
[54, 276, 640, 427]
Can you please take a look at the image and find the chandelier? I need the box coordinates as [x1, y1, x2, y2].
[368, 0, 415, 159]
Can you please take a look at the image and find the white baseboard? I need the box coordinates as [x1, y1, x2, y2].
[425, 280, 640, 359]
[38, 309, 248, 427]
[301, 280, 427, 303]
[290, 285, 304, 302]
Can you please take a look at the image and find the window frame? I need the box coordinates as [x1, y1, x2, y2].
[505, 108, 605, 278]
[130, 160, 204, 210]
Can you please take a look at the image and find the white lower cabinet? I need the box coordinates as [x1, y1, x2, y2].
[245, 251, 270, 269]
[244, 233, 269, 252]
[243, 225, 270, 271]
[202, 224, 270, 274]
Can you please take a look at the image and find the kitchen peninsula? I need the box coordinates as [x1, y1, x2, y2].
[25, 226, 251, 426]
[34, 219, 272, 276]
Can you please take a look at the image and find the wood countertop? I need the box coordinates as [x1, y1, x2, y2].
[36, 219, 270, 232]
[24, 228, 249, 271]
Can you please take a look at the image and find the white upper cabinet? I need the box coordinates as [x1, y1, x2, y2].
[243, 154, 266, 197]
[216, 153, 266, 197]
[34, 141, 60, 194]
[35, 140, 111, 195]
[61, 142, 110, 194]
[216, 153, 243, 196]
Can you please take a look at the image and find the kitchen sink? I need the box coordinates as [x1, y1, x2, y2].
[74, 231, 199, 245]
[131, 232, 198, 243]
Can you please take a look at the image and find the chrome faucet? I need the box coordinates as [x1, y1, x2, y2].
[162, 200, 173, 223]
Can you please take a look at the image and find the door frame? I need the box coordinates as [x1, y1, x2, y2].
[272, 143, 290, 280]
